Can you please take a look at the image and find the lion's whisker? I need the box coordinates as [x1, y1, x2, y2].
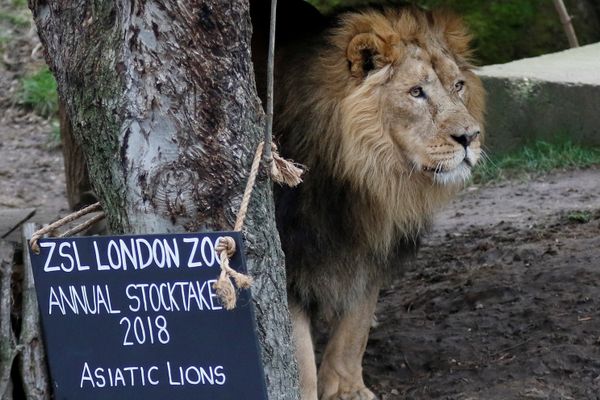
[408, 162, 416, 179]
[480, 149, 496, 168]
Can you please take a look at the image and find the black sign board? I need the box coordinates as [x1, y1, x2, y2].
[29, 232, 268, 400]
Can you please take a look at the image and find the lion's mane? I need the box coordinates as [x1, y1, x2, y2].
[271, 6, 485, 315]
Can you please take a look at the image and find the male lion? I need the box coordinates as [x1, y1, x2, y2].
[262, 3, 485, 399]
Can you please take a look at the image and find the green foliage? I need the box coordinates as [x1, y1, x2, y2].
[18, 65, 59, 118]
[0, 0, 30, 26]
[0, 10, 29, 27]
[306, 0, 598, 65]
[11, 0, 28, 7]
[0, 0, 33, 55]
[566, 210, 592, 224]
[418, 0, 565, 64]
[0, 33, 9, 47]
[472, 139, 600, 184]
[308, 0, 348, 12]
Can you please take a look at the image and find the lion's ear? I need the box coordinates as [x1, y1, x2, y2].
[347, 33, 394, 78]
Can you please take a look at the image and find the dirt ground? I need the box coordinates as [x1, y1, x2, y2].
[0, 109, 67, 217]
[0, 1, 69, 223]
[2, 5, 600, 399]
[366, 170, 600, 399]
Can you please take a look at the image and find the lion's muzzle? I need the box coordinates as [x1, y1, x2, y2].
[451, 127, 480, 149]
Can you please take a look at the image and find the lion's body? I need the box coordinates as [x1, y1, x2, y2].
[253, 2, 485, 398]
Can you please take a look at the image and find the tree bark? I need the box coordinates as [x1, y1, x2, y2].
[0, 241, 16, 400]
[19, 223, 51, 400]
[59, 103, 91, 210]
[30, 1, 299, 398]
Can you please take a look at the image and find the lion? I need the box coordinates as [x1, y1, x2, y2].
[262, 3, 485, 399]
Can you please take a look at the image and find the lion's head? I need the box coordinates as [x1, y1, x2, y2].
[328, 7, 485, 188]
[276, 6, 485, 242]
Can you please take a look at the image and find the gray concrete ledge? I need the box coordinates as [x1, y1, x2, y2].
[477, 42, 600, 154]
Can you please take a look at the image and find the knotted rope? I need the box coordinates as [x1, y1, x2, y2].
[214, 140, 304, 309]
[213, 237, 252, 310]
[270, 143, 304, 187]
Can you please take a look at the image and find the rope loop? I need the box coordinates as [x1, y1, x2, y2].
[213, 236, 253, 310]
[216, 236, 236, 257]
[29, 202, 103, 254]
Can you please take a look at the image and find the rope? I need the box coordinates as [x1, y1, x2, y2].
[213, 142, 263, 309]
[271, 143, 305, 187]
[213, 237, 253, 310]
[29, 202, 102, 254]
[59, 212, 106, 238]
[215, 140, 303, 308]
[234, 142, 265, 232]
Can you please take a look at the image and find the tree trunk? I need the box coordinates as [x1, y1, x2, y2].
[59, 102, 91, 210]
[29, 1, 299, 398]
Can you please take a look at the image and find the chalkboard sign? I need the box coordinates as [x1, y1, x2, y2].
[29, 232, 268, 400]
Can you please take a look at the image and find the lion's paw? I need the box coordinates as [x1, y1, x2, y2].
[321, 387, 378, 400]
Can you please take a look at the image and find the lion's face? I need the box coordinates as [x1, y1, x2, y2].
[339, 8, 485, 187]
[381, 44, 482, 185]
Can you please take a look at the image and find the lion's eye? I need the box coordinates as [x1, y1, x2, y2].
[455, 80, 465, 92]
[409, 86, 425, 98]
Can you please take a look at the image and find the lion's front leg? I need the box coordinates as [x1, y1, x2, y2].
[291, 302, 319, 400]
[318, 285, 379, 400]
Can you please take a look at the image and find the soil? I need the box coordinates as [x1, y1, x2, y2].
[0, 1, 69, 226]
[2, 4, 600, 400]
[366, 170, 600, 399]
[0, 109, 68, 218]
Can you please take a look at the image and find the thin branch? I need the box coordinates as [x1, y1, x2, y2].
[263, 0, 277, 162]
[553, 0, 579, 48]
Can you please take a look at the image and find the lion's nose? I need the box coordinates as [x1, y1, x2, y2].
[451, 128, 480, 148]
